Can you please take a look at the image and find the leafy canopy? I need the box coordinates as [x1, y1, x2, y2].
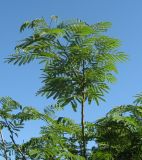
[6, 18, 127, 111]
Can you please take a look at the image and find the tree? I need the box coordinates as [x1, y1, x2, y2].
[6, 17, 127, 158]
[0, 97, 85, 159]
[94, 104, 142, 160]
[0, 97, 41, 160]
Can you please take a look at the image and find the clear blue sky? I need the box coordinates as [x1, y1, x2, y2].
[1, 0, 142, 142]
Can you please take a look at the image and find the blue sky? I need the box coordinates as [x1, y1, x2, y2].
[1, 0, 142, 142]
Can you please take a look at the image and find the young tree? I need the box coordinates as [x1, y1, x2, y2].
[6, 17, 127, 158]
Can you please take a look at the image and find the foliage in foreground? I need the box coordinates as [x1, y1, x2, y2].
[1, 95, 142, 160]
[94, 103, 142, 160]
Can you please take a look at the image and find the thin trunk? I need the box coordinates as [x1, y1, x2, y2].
[81, 60, 86, 158]
[81, 94, 86, 158]
[0, 130, 8, 160]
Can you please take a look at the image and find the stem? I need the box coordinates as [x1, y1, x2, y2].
[81, 94, 86, 158]
[10, 134, 26, 160]
[81, 60, 86, 158]
[0, 130, 8, 160]
[4, 119, 26, 160]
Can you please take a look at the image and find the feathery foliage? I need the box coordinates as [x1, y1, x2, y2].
[6, 17, 127, 158]
[94, 105, 142, 160]
[6, 17, 127, 108]
[0, 97, 42, 160]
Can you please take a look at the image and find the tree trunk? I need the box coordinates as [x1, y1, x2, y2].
[81, 94, 86, 158]
[81, 60, 86, 158]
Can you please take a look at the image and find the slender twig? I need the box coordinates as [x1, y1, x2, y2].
[0, 129, 8, 160]
[4, 119, 27, 160]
